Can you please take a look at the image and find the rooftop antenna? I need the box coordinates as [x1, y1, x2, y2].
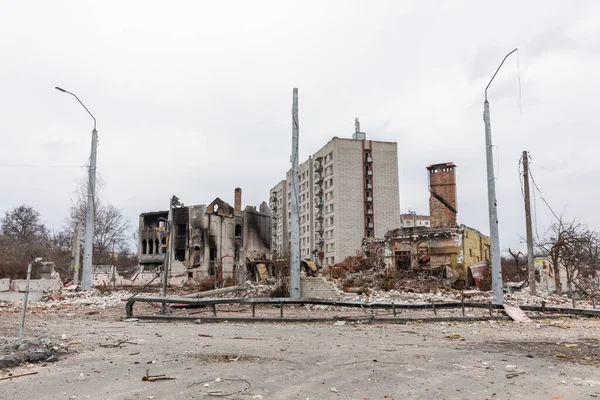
[355, 117, 360, 133]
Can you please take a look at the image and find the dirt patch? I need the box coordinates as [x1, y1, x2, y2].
[484, 338, 600, 366]
[185, 353, 261, 363]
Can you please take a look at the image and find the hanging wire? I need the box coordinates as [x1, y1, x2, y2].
[529, 166, 561, 223]
[0, 164, 85, 169]
[518, 154, 524, 198]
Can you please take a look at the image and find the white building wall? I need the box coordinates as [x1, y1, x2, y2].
[371, 141, 401, 237]
[332, 139, 367, 265]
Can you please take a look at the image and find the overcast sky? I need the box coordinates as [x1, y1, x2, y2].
[1, 0, 599, 253]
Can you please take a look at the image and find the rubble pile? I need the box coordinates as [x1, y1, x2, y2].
[0, 337, 65, 368]
[341, 287, 598, 309]
[0, 288, 146, 313]
[336, 268, 447, 294]
[34, 289, 143, 311]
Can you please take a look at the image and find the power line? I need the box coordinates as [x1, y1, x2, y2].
[0, 164, 85, 169]
[529, 166, 561, 223]
[518, 154, 524, 198]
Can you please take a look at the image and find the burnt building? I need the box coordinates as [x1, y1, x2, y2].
[364, 162, 490, 288]
[138, 188, 271, 284]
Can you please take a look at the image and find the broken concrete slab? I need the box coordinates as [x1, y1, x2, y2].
[11, 278, 62, 292]
[0, 278, 10, 291]
[0, 355, 19, 368]
[0, 291, 44, 302]
[503, 304, 532, 323]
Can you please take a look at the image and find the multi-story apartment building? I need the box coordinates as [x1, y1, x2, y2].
[269, 122, 400, 266]
[400, 211, 430, 228]
[269, 180, 288, 256]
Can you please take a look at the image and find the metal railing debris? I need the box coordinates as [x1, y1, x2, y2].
[125, 295, 600, 323]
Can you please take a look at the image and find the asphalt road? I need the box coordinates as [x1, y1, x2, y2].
[1, 311, 599, 399]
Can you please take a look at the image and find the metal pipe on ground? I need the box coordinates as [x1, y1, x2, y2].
[182, 285, 245, 298]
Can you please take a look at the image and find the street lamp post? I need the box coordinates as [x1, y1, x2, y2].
[482, 48, 518, 305]
[56, 86, 97, 291]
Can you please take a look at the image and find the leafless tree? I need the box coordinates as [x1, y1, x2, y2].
[537, 218, 600, 296]
[1, 205, 48, 243]
[66, 177, 132, 266]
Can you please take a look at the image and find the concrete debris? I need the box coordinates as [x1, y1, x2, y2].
[0, 337, 64, 368]
[503, 304, 532, 323]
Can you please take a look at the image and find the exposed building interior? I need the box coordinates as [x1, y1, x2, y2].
[138, 188, 271, 285]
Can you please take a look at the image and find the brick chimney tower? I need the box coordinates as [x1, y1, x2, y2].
[234, 187, 242, 212]
[426, 162, 457, 227]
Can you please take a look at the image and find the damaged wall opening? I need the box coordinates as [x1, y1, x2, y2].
[209, 246, 217, 275]
[235, 224, 242, 238]
[395, 250, 411, 269]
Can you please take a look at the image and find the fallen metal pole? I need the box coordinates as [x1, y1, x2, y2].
[182, 285, 244, 298]
[17, 263, 32, 346]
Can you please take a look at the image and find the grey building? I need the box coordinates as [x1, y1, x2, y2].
[138, 188, 271, 283]
[270, 120, 400, 267]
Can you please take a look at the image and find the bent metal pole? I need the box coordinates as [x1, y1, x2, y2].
[483, 48, 517, 305]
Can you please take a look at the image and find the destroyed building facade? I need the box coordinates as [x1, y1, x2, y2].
[365, 162, 490, 287]
[270, 119, 400, 267]
[138, 188, 271, 283]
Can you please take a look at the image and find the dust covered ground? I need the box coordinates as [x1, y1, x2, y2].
[0, 295, 599, 400]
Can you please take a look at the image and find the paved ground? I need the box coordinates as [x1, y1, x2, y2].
[1, 303, 599, 399]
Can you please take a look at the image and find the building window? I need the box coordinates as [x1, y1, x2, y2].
[235, 224, 242, 237]
[141, 240, 147, 255]
[148, 239, 154, 254]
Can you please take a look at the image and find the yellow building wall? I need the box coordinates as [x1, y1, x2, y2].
[462, 227, 491, 268]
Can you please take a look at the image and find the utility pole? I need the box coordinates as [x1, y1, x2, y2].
[161, 195, 182, 314]
[522, 151, 536, 295]
[17, 262, 33, 346]
[483, 48, 517, 305]
[161, 197, 173, 314]
[71, 222, 82, 286]
[81, 127, 98, 291]
[55, 87, 97, 291]
[289, 88, 301, 299]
